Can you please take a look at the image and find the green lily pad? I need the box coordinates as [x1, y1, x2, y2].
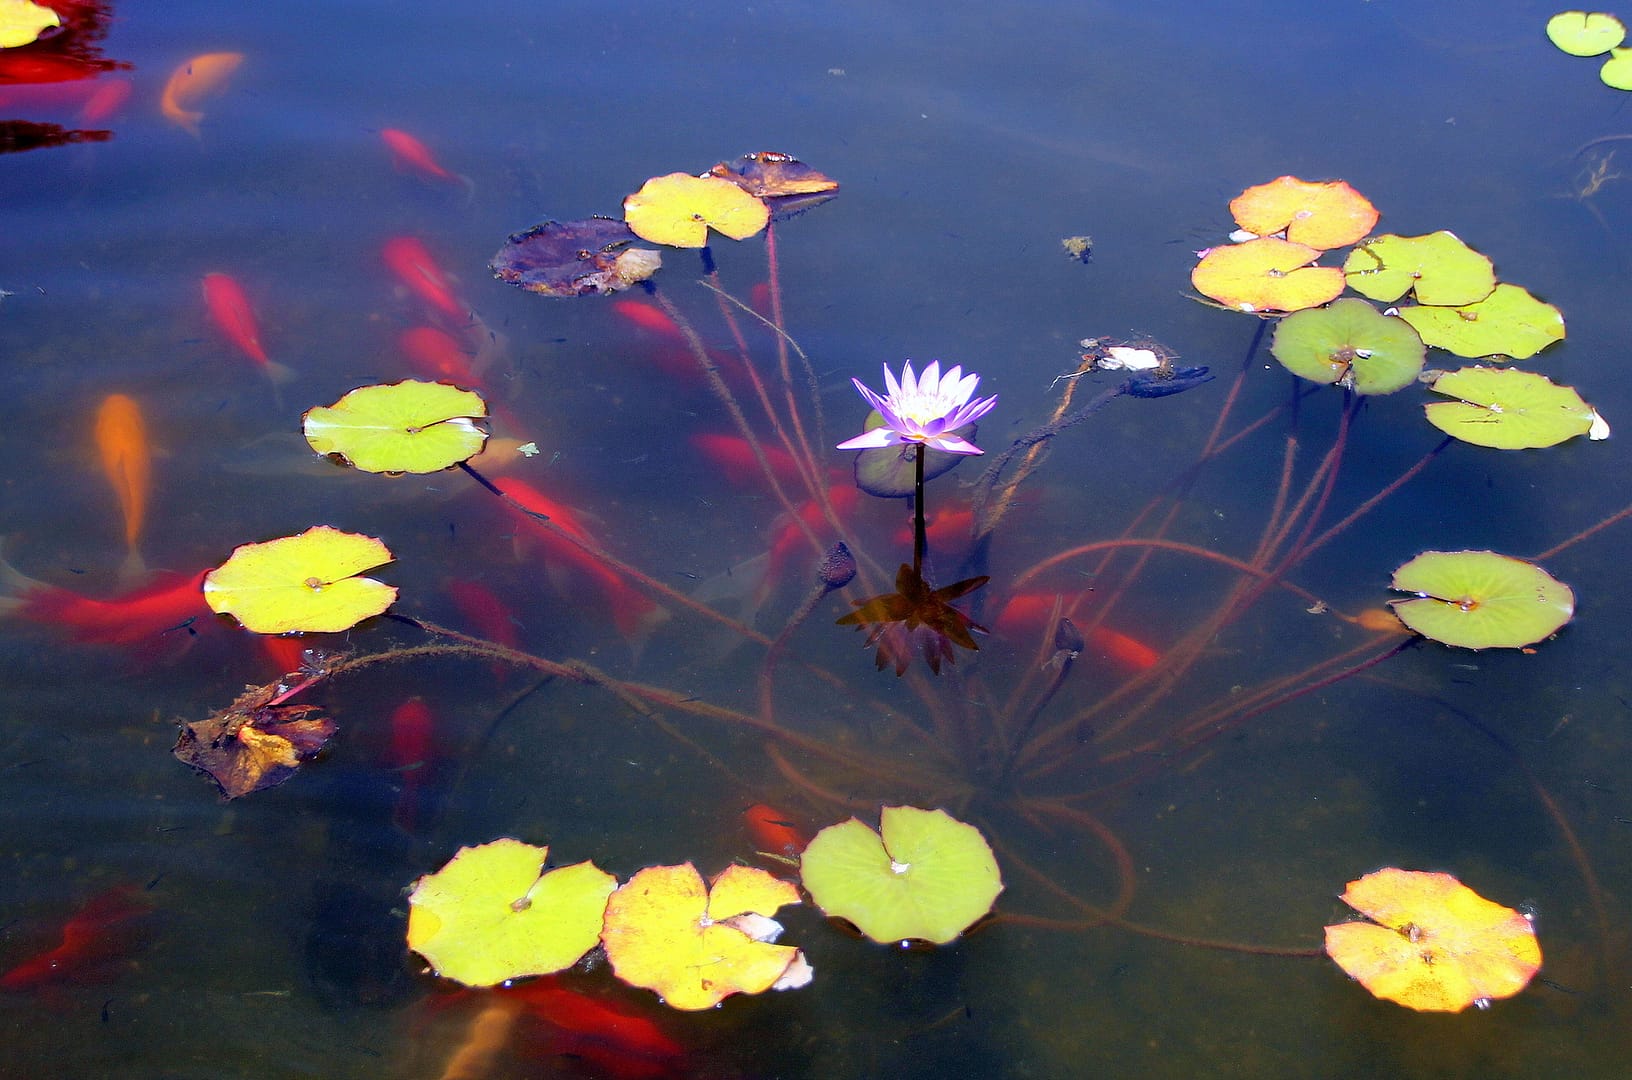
[1547, 11, 1625, 56]
[1342, 233, 1496, 307]
[1270, 298, 1425, 395]
[1602, 46, 1632, 88]
[854, 414, 977, 497]
[304, 380, 488, 474]
[1424, 367, 1599, 449]
[1389, 551, 1574, 650]
[799, 806, 1002, 945]
[1396, 284, 1565, 360]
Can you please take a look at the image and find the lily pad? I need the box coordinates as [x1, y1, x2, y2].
[1424, 367, 1598, 448]
[1191, 238, 1345, 313]
[1270, 298, 1425, 395]
[799, 806, 1002, 945]
[1388, 550, 1574, 649]
[1601, 46, 1632, 88]
[623, 173, 770, 248]
[490, 218, 663, 297]
[853, 413, 977, 497]
[203, 526, 397, 634]
[1546, 11, 1626, 56]
[1342, 232, 1496, 307]
[0, 0, 59, 48]
[303, 380, 488, 474]
[406, 839, 617, 988]
[600, 863, 808, 1011]
[1397, 283, 1565, 359]
[707, 151, 840, 220]
[1325, 868, 1541, 1012]
[1229, 176, 1380, 250]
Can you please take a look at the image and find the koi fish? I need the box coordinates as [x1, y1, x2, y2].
[505, 978, 684, 1078]
[445, 578, 521, 652]
[0, 564, 210, 647]
[611, 299, 683, 339]
[748, 281, 773, 321]
[201, 272, 294, 385]
[767, 484, 859, 583]
[0, 885, 153, 992]
[94, 393, 149, 583]
[259, 633, 310, 676]
[994, 592, 1160, 671]
[689, 432, 805, 490]
[743, 803, 808, 858]
[891, 504, 975, 557]
[493, 477, 667, 652]
[160, 51, 243, 136]
[389, 697, 438, 835]
[399, 325, 479, 385]
[380, 127, 472, 194]
[78, 77, 131, 124]
[382, 236, 465, 320]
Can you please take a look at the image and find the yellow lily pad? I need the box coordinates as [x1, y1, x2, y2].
[1389, 550, 1574, 650]
[1601, 45, 1632, 88]
[799, 806, 1002, 945]
[203, 525, 398, 634]
[303, 380, 488, 474]
[1397, 283, 1565, 359]
[1424, 367, 1598, 449]
[1229, 176, 1379, 250]
[600, 863, 806, 1011]
[1324, 868, 1541, 1012]
[1546, 11, 1626, 56]
[623, 173, 770, 248]
[406, 839, 617, 988]
[0, 0, 60, 49]
[1191, 237, 1345, 313]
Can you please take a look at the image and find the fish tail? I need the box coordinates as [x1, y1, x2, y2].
[0, 539, 45, 613]
[117, 548, 148, 588]
[456, 173, 476, 205]
[262, 359, 298, 386]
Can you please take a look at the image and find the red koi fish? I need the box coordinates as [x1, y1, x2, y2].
[891, 504, 975, 557]
[611, 299, 683, 339]
[380, 127, 472, 194]
[94, 393, 150, 583]
[994, 592, 1160, 671]
[493, 477, 666, 650]
[389, 697, 438, 835]
[505, 978, 684, 1079]
[160, 51, 242, 136]
[201, 272, 294, 384]
[767, 484, 860, 582]
[743, 803, 808, 858]
[689, 432, 805, 490]
[399, 325, 479, 385]
[382, 236, 465, 320]
[749, 281, 773, 321]
[446, 578, 521, 652]
[1, 885, 153, 992]
[259, 633, 309, 676]
[3, 566, 210, 647]
[78, 77, 130, 124]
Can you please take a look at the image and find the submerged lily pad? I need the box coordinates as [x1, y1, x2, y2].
[1397, 284, 1565, 359]
[490, 219, 663, 297]
[1547, 11, 1626, 55]
[1191, 237, 1345, 313]
[799, 806, 1002, 944]
[1388, 550, 1574, 649]
[1325, 868, 1542, 1013]
[853, 413, 977, 497]
[1424, 367, 1599, 448]
[1342, 232, 1496, 307]
[1271, 298, 1425, 395]
[1229, 176, 1379, 250]
[303, 380, 488, 474]
[406, 839, 617, 988]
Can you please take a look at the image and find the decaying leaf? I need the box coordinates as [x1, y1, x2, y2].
[173, 667, 337, 798]
[707, 151, 839, 219]
[490, 219, 663, 297]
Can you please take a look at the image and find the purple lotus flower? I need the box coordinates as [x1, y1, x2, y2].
[836, 360, 997, 456]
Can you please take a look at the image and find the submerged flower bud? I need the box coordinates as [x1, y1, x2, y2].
[819, 541, 857, 590]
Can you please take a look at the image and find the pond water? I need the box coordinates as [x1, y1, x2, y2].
[4, 0, 1632, 1076]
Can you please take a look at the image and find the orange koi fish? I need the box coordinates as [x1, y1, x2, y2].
[160, 51, 242, 136]
[382, 236, 465, 320]
[399, 325, 478, 385]
[0, 885, 153, 992]
[611, 298, 683, 339]
[380, 127, 472, 194]
[994, 592, 1160, 671]
[689, 432, 805, 490]
[505, 978, 684, 1078]
[3, 566, 210, 647]
[94, 393, 149, 582]
[493, 477, 666, 650]
[743, 802, 808, 858]
[201, 272, 294, 385]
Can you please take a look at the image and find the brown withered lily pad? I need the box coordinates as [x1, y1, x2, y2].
[490, 218, 662, 297]
[707, 151, 839, 220]
[173, 671, 336, 798]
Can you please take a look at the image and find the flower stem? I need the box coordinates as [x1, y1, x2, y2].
[913, 442, 927, 576]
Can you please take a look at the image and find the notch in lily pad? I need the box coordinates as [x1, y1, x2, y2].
[799, 806, 1002, 945]
[1342, 232, 1496, 307]
[203, 526, 398, 635]
[1271, 297, 1425, 395]
[1388, 550, 1574, 649]
[1397, 283, 1565, 359]
[490, 218, 663, 297]
[303, 380, 488, 474]
[1191, 237, 1345, 313]
[1424, 367, 1606, 448]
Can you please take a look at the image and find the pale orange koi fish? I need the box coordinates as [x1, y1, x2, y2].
[160, 52, 243, 136]
[94, 393, 150, 582]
